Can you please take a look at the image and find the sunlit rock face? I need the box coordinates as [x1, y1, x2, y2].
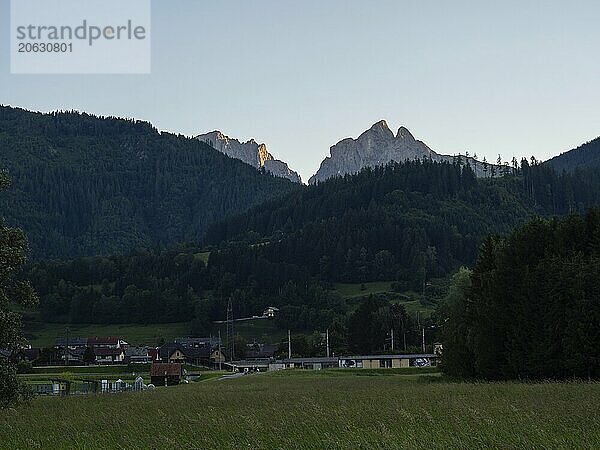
[309, 121, 490, 184]
[197, 130, 302, 183]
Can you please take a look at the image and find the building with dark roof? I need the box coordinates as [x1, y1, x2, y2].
[55, 337, 87, 350]
[125, 346, 152, 364]
[174, 337, 221, 349]
[88, 336, 127, 349]
[159, 342, 225, 367]
[150, 363, 183, 386]
[94, 347, 125, 364]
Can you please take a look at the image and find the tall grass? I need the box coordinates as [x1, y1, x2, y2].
[1, 372, 599, 448]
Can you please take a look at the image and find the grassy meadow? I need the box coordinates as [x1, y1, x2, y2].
[2, 370, 599, 449]
[333, 281, 437, 318]
[21, 321, 192, 347]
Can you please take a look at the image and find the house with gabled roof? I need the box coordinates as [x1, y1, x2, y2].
[125, 346, 152, 364]
[55, 337, 87, 351]
[88, 336, 128, 349]
[94, 347, 125, 364]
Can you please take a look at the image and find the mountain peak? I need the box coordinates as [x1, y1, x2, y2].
[372, 119, 390, 131]
[309, 121, 493, 184]
[396, 126, 415, 141]
[364, 120, 394, 139]
[197, 130, 302, 183]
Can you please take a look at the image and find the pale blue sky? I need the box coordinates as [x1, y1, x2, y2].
[1, 0, 599, 180]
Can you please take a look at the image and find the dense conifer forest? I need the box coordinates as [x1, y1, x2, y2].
[207, 158, 600, 288]
[0, 106, 298, 258]
[442, 210, 600, 380]
[545, 137, 600, 173]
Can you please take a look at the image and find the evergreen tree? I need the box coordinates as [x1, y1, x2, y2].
[0, 172, 38, 407]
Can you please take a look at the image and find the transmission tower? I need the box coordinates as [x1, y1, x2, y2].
[226, 298, 234, 362]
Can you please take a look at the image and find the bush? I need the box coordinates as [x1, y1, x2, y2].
[0, 362, 32, 408]
[16, 361, 33, 374]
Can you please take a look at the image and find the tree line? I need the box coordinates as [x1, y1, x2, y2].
[442, 210, 600, 380]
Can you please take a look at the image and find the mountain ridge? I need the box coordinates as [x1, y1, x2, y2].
[197, 130, 302, 183]
[544, 136, 600, 173]
[309, 120, 496, 184]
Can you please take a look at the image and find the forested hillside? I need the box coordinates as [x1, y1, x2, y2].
[207, 159, 600, 289]
[545, 137, 600, 173]
[0, 106, 298, 258]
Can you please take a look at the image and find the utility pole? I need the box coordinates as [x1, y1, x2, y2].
[391, 328, 394, 352]
[399, 315, 407, 352]
[226, 298, 234, 363]
[288, 330, 292, 359]
[422, 327, 426, 353]
[218, 330, 222, 371]
[64, 326, 70, 367]
[326, 329, 330, 358]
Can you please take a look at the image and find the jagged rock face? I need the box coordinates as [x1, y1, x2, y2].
[309, 121, 492, 184]
[197, 131, 302, 183]
[263, 159, 302, 183]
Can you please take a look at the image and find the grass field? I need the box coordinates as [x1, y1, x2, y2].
[2, 370, 599, 449]
[23, 316, 282, 348]
[211, 318, 286, 343]
[22, 321, 192, 347]
[333, 281, 435, 318]
[333, 281, 394, 298]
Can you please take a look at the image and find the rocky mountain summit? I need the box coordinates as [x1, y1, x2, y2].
[309, 121, 491, 184]
[197, 131, 302, 183]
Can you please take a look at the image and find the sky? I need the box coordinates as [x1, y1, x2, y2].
[1, 0, 599, 181]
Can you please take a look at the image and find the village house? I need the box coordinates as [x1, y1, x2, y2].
[263, 306, 279, 318]
[160, 338, 226, 367]
[159, 344, 189, 364]
[87, 336, 128, 350]
[55, 337, 88, 351]
[125, 346, 152, 364]
[94, 347, 125, 365]
[150, 362, 183, 386]
[175, 337, 221, 348]
[211, 348, 226, 365]
[61, 348, 86, 365]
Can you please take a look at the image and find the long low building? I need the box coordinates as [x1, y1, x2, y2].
[229, 354, 438, 372]
[277, 357, 339, 370]
[339, 354, 437, 369]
